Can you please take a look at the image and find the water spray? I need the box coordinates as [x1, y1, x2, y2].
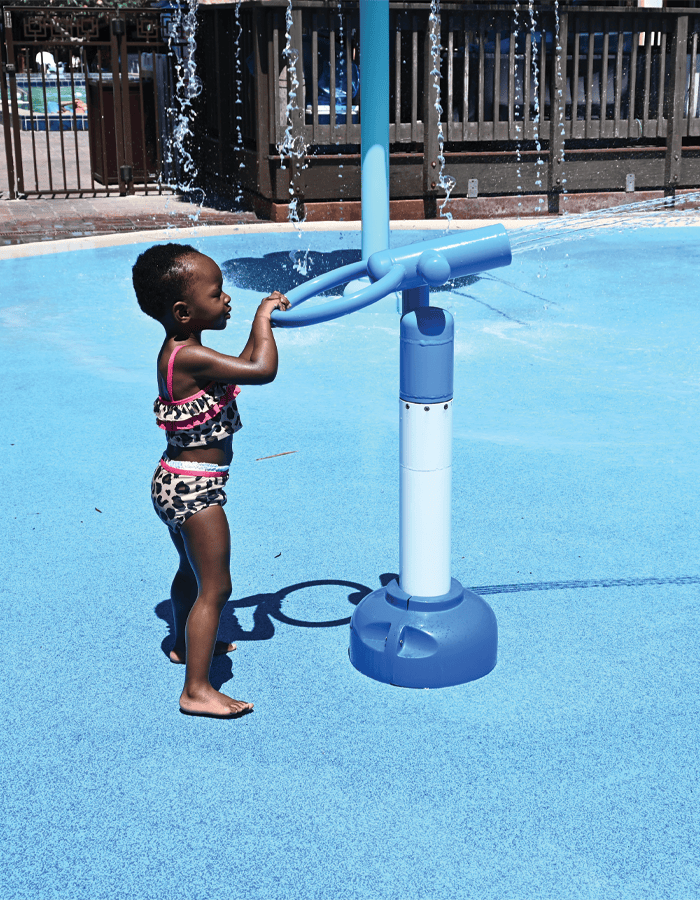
[279, 0, 310, 274]
[429, 0, 456, 223]
[234, 0, 245, 208]
[164, 0, 204, 221]
[527, 1, 545, 213]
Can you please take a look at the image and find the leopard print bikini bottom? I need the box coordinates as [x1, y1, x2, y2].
[151, 456, 229, 532]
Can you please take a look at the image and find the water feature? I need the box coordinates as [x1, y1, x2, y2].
[527, 1, 546, 213]
[261, 0, 511, 688]
[278, 0, 311, 274]
[163, 0, 204, 221]
[429, 0, 456, 223]
[268, 223, 511, 687]
[233, 0, 245, 208]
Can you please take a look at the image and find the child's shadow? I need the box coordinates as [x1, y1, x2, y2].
[154, 574, 397, 690]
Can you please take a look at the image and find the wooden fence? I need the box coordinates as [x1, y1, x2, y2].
[199, 2, 700, 215]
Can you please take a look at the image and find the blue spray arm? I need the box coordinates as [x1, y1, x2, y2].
[366, 223, 512, 289]
[270, 224, 512, 328]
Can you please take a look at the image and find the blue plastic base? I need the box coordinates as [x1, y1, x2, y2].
[349, 578, 497, 688]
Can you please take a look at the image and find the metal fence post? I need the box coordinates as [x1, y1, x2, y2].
[664, 12, 688, 196]
[109, 16, 129, 195]
[2, 9, 24, 197]
[117, 16, 134, 197]
[1, 53, 17, 197]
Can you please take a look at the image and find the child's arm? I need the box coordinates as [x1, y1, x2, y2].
[238, 331, 256, 363]
[180, 292, 290, 386]
[239, 290, 288, 361]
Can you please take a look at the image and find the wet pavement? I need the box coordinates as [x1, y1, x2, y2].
[0, 129, 257, 243]
[0, 194, 258, 245]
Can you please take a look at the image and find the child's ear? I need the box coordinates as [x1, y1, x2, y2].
[172, 301, 190, 323]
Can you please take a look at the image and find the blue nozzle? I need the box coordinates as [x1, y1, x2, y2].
[367, 224, 512, 291]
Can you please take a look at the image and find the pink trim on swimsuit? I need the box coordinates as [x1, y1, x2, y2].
[159, 383, 216, 404]
[166, 344, 183, 399]
[160, 458, 228, 479]
[160, 344, 240, 404]
[156, 384, 239, 432]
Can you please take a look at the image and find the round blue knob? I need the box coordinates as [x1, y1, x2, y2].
[416, 250, 452, 286]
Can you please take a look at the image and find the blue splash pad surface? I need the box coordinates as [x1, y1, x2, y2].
[1, 227, 699, 900]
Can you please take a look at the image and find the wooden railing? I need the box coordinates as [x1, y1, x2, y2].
[194, 2, 700, 216]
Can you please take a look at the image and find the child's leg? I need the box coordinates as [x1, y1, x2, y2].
[177, 505, 253, 718]
[167, 528, 236, 664]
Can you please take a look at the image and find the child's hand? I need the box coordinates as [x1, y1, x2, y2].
[256, 291, 291, 319]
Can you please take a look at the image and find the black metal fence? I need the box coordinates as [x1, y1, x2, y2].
[195, 1, 700, 216]
[0, 5, 184, 197]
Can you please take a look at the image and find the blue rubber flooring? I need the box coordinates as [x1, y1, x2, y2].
[1, 226, 699, 900]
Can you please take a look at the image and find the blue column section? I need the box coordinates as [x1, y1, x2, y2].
[360, 0, 390, 260]
[401, 285, 430, 316]
[400, 307, 454, 403]
[399, 306, 454, 597]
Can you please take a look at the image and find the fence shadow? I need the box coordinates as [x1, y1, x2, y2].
[472, 574, 700, 596]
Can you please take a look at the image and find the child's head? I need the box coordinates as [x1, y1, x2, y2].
[132, 242, 200, 322]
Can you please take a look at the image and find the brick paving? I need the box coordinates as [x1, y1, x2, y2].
[0, 195, 259, 245]
[0, 129, 258, 245]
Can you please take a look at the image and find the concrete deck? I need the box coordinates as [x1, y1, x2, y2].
[1, 223, 699, 900]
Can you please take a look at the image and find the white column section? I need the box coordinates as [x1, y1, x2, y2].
[399, 399, 453, 597]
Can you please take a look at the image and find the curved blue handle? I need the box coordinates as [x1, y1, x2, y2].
[271, 264, 405, 328]
[269, 224, 513, 328]
[286, 259, 368, 307]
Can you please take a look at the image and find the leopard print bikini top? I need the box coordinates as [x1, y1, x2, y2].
[154, 344, 242, 448]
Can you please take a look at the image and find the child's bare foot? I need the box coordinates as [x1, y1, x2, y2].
[169, 640, 236, 664]
[179, 686, 253, 719]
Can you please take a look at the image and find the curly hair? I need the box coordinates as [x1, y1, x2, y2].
[132, 243, 200, 322]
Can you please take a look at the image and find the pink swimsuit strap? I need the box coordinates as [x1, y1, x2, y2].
[166, 344, 187, 401]
[162, 343, 239, 403]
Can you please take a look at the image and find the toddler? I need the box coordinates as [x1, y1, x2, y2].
[133, 243, 289, 718]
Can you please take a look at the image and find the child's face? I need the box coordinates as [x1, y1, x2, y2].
[179, 253, 231, 331]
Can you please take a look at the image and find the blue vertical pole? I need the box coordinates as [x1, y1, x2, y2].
[360, 0, 390, 260]
[401, 285, 430, 316]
